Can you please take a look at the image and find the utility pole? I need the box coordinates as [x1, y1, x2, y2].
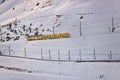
[0, 25, 2, 42]
[112, 17, 114, 29]
[79, 21, 82, 36]
[111, 17, 115, 33]
[79, 16, 83, 36]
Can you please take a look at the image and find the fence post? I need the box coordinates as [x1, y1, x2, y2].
[8, 46, 11, 56]
[110, 50, 112, 59]
[108, 53, 110, 60]
[41, 49, 43, 59]
[79, 49, 81, 61]
[49, 49, 51, 60]
[58, 50, 60, 61]
[68, 50, 71, 61]
[24, 48, 26, 57]
[93, 48, 96, 60]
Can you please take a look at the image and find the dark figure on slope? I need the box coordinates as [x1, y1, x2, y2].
[112, 27, 116, 32]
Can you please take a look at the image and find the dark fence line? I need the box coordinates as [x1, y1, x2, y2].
[1, 54, 120, 62]
[0, 46, 120, 62]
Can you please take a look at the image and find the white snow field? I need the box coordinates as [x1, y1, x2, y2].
[0, 56, 120, 80]
[0, 0, 120, 80]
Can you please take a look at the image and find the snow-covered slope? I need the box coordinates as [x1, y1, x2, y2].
[0, 0, 6, 4]
[0, 56, 120, 80]
[0, 0, 120, 51]
[0, 0, 120, 80]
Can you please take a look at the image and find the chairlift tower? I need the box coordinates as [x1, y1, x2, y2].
[79, 12, 93, 36]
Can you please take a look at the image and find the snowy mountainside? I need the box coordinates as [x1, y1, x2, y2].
[0, 0, 53, 23]
[0, 0, 120, 54]
[0, 0, 7, 4]
[0, 1, 120, 80]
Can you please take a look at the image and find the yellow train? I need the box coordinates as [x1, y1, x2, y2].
[27, 32, 70, 41]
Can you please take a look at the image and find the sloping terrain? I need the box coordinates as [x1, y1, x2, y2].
[0, 56, 120, 80]
[0, 0, 120, 80]
[0, 0, 120, 53]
